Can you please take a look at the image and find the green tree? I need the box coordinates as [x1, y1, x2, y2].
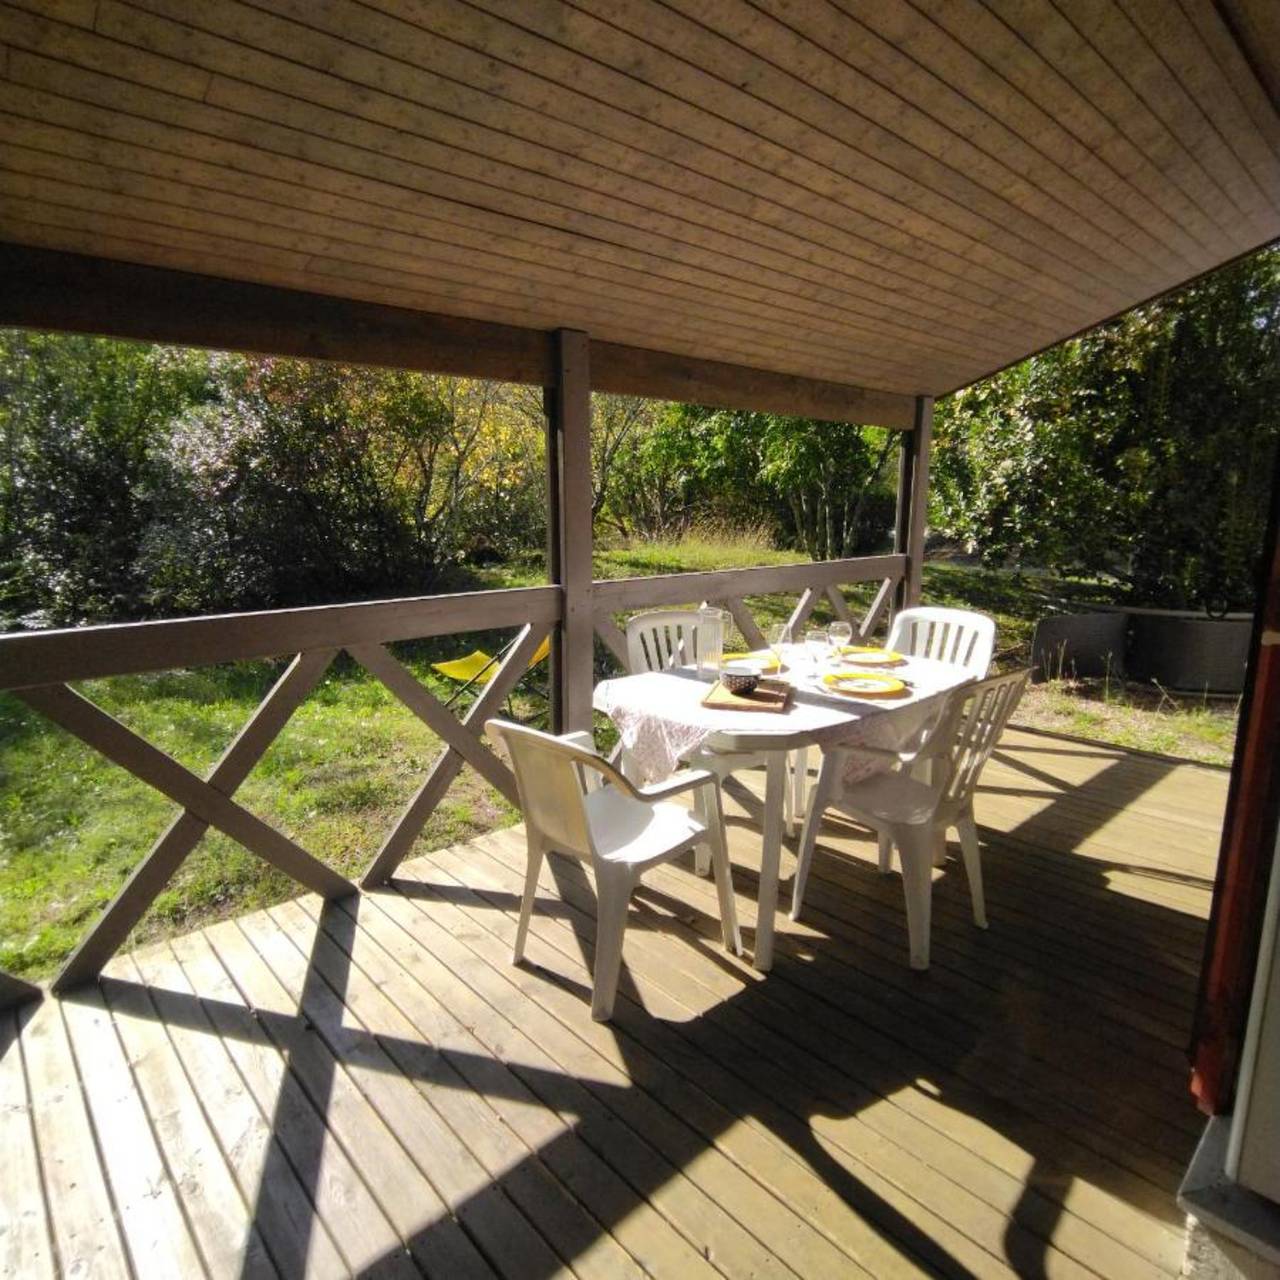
[0, 332, 212, 624]
[145, 357, 505, 610]
[932, 245, 1280, 610]
[606, 402, 896, 558]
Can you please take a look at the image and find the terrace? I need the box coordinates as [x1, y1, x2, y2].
[1, 2, 1279, 1277]
[4, 729, 1226, 1279]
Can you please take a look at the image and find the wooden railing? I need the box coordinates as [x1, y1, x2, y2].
[0, 556, 903, 996]
[592, 554, 904, 666]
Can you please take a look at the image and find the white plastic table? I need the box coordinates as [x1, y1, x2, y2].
[593, 656, 972, 970]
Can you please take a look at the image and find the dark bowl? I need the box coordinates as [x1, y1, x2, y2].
[722, 661, 761, 695]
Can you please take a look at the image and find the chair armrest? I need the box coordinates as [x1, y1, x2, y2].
[558, 730, 608, 792]
[636, 768, 718, 801]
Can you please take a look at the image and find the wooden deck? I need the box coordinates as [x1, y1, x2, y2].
[2, 728, 1226, 1279]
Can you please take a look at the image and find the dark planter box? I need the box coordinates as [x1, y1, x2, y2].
[1031, 611, 1127, 681]
[1031, 608, 1251, 694]
[1124, 610, 1251, 695]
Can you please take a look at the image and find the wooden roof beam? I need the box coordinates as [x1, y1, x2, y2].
[0, 243, 917, 429]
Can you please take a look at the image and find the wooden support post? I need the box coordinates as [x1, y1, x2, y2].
[894, 395, 934, 610]
[545, 329, 594, 733]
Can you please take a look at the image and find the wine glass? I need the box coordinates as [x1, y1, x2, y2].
[767, 622, 792, 670]
[805, 628, 827, 675]
[828, 620, 853, 659]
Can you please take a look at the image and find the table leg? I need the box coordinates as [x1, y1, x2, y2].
[754, 752, 786, 972]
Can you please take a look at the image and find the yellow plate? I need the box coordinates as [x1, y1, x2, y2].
[822, 671, 907, 697]
[723, 649, 784, 673]
[835, 645, 904, 666]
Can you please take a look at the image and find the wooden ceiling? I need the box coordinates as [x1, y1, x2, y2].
[1, 0, 1278, 402]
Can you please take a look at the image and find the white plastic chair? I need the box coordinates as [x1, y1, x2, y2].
[623, 609, 782, 870]
[624, 609, 712, 674]
[842, 605, 996, 868]
[791, 669, 1030, 970]
[886, 606, 996, 677]
[487, 719, 742, 1021]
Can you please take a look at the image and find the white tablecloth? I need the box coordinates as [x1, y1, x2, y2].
[594, 654, 970, 783]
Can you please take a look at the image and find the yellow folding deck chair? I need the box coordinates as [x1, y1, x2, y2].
[432, 634, 551, 711]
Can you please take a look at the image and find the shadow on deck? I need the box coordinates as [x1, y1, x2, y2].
[2, 729, 1224, 1279]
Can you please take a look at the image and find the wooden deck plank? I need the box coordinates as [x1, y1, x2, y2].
[293, 889, 689, 1280]
[420, 842, 1106, 1280]
[378, 862, 958, 1280]
[471, 827, 1190, 1247]
[60, 985, 208, 1278]
[258, 896, 584, 1280]
[231, 901, 560, 1280]
[644, 824, 1200, 1170]
[193, 919, 428, 1280]
[0, 1007, 55, 1279]
[435, 834, 1182, 1280]
[98, 963, 278, 1280]
[10, 731, 1224, 1278]
[20, 995, 131, 1280]
[340, 887, 786, 1280]
[122, 944, 350, 1280]
[165, 929, 415, 1279]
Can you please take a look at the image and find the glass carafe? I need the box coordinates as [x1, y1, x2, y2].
[696, 606, 727, 680]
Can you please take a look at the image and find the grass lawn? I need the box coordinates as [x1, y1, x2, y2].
[0, 536, 1238, 980]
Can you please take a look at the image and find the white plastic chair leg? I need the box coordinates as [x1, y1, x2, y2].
[513, 838, 546, 964]
[933, 831, 949, 869]
[956, 811, 988, 929]
[877, 832, 894, 874]
[894, 824, 936, 971]
[703, 787, 742, 955]
[791, 752, 837, 921]
[591, 867, 634, 1022]
[690, 784, 713, 877]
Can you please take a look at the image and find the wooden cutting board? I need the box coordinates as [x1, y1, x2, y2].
[701, 677, 793, 712]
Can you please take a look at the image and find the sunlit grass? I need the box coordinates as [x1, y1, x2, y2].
[0, 647, 527, 978]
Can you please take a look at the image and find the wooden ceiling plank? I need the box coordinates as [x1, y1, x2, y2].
[0, 148, 960, 388]
[1213, 0, 1280, 119]
[0, 136, 890, 372]
[1054, 0, 1276, 234]
[0, 51, 1034, 360]
[2, 202, 889, 391]
[578, 0, 1182, 287]
[113, 0, 1103, 326]
[968, 0, 1274, 247]
[0, 16, 1058, 349]
[0, 109, 988, 378]
[0, 243, 920, 426]
[1178, 0, 1280, 153]
[819, 0, 1223, 260]
[2, 0, 212, 98]
[0, 1, 1272, 398]
[2, 207, 956, 394]
[1122, 0, 1280, 170]
[1, 176, 948, 391]
[386, 0, 1123, 313]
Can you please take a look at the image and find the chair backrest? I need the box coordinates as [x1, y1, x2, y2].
[934, 669, 1031, 819]
[486, 719, 635, 860]
[626, 609, 709, 673]
[887, 606, 996, 677]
